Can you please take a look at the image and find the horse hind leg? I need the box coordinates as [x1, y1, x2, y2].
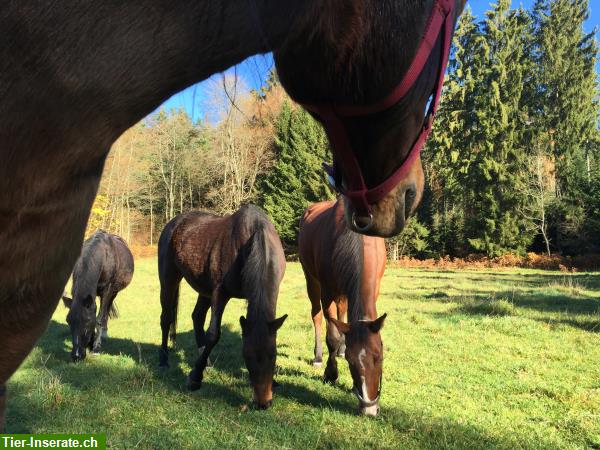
[335, 297, 348, 358]
[158, 273, 182, 369]
[306, 277, 323, 366]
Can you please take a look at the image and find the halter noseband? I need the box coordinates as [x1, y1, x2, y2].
[301, 0, 456, 223]
[352, 371, 383, 408]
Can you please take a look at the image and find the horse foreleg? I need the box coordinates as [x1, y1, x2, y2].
[93, 290, 116, 354]
[158, 275, 182, 369]
[306, 277, 323, 366]
[187, 290, 228, 391]
[0, 384, 5, 431]
[335, 297, 348, 358]
[323, 301, 342, 384]
[0, 299, 60, 431]
[192, 295, 211, 365]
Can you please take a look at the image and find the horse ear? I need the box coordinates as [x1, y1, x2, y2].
[368, 313, 387, 333]
[62, 295, 73, 309]
[329, 317, 351, 334]
[268, 314, 288, 334]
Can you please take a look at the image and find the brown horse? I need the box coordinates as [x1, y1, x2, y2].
[157, 205, 287, 409]
[0, 0, 465, 428]
[62, 231, 134, 362]
[299, 199, 387, 416]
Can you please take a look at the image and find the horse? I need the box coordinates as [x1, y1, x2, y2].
[61, 231, 134, 362]
[157, 205, 287, 409]
[0, 0, 465, 428]
[299, 199, 387, 416]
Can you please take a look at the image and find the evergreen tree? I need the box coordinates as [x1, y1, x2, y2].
[462, 1, 534, 256]
[528, 0, 599, 253]
[422, 8, 479, 257]
[256, 102, 333, 248]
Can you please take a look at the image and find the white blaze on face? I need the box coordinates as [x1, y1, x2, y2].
[358, 347, 379, 416]
[358, 348, 370, 400]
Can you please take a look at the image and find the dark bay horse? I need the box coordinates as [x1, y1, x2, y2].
[299, 199, 387, 416]
[0, 0, 465, 428]
[158, 205, 287, 409]
[62, 231, 134, 362]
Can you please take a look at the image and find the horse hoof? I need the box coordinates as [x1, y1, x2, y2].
[186, 376, 202, 391]
[337, 353, 345, 358]
[312, 360, 323, 367]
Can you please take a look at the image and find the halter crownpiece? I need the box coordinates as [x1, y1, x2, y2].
[302, 0, 456, 220]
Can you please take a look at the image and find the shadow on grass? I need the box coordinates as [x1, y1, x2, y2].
[8, 320, 361, 427]
[7, 323, 589, 448]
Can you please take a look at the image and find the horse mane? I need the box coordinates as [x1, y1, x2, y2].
[240, 206, 282, 323]
[332, 219, 364, 321]
[71, 231, 104, 302]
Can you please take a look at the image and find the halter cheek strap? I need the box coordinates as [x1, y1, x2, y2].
[302, 0, 456, 218]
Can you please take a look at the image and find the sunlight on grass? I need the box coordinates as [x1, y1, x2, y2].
[6, 260, 600, 449]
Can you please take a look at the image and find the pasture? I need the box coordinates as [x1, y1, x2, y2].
[5, 259, 600, 449]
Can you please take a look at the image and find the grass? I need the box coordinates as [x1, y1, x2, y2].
[6, 260, 600, 449]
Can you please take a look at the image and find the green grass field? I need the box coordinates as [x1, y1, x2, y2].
[5, 259, 600, 449]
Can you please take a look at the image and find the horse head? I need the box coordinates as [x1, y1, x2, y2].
[330, 314, 387, 416]
[240, 314, 287, 409]
[63, 294, 96, 362]
[274, 0, 466, 236]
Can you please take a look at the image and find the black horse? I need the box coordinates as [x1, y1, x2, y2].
[62, 231, 134, 362]
[158, 205, 287, 409]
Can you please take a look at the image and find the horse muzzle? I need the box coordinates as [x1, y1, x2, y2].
[71, 347, 86, 362]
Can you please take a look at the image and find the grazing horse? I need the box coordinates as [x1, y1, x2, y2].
[299, 199, 387, 416]
[158, 205, 287, 409]
[62, 231, 134, 362]
[0, 0, 465, 429]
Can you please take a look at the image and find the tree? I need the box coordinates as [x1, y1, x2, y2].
[256, 101, 333, 248]
[528, 0, 599, 253]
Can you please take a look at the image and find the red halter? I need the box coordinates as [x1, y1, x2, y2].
[301, 0, 456, 224]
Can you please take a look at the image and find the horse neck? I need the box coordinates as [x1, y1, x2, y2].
[72, 252, 102, 303]
[3, 1, 315, 143]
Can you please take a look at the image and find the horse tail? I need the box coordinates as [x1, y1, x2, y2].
[242, 224, 284, 319]
[108, 302, 119, 319]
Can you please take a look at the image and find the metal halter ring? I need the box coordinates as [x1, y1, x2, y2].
[352, 212, 374, 232]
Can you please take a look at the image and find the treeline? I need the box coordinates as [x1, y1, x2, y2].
[89, 0, 598, 259]
[87, 72, 331, 249]
[416, 0, 599, 258]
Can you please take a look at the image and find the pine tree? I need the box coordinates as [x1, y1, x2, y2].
[422, 7, 479, 256]
[256, 102, 333, 248]
[528, 0, 599, 253]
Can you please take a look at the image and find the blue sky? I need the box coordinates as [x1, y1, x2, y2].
[159, 1, 599, 123]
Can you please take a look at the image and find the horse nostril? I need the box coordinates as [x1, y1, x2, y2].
[254, 400, 272, 410]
